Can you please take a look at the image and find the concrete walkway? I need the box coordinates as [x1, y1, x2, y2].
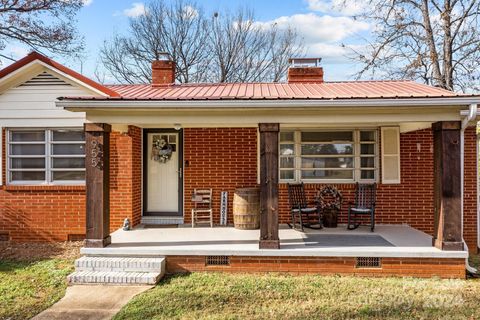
[33, 285, 152, 320]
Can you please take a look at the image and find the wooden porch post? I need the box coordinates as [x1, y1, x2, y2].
[84, 123, 111, 248]
[259, 123, 280, 249]
[432, 121, 463, 251]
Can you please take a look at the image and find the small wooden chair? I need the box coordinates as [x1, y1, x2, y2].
[347, 183, 377, 232]
[287, 183, 322, 231]
[191, 189, 213, 227]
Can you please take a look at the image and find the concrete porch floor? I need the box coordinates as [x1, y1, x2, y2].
[81, 224, 467, 259]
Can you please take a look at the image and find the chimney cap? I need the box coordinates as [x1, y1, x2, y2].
[289, 57, 322, 67]
[156, 52, 172, 61]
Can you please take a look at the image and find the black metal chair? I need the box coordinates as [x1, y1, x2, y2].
[347, 183, 377, 232]
[287, 183, 322, 231]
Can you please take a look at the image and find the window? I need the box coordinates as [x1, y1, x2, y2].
[7, 128, 85, 185]
[279, 129, 378, 183]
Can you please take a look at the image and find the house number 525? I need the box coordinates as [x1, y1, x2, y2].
[90, 140, 103, 169]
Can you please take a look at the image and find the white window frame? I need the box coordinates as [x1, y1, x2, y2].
[6, 128, 85, 186]
[279, 128, 379, 184]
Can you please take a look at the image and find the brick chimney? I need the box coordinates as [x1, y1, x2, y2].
[287, 58, 323, 83]
[151, 53, 175, 86]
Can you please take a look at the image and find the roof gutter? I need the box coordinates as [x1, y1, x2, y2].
[56, 96, 480, 110]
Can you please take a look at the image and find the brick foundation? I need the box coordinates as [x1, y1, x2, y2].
[165, 255, 466, 279]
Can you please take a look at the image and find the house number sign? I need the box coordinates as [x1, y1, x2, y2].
[90, 139, 103, 169]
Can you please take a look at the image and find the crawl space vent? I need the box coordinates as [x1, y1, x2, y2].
[205, 256, 230, 266]
[355, 257, 381, 268]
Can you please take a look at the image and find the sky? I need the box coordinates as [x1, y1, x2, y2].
[2, 0, 372, 83]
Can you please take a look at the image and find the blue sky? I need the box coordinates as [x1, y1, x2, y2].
[3, 0, 371, 82]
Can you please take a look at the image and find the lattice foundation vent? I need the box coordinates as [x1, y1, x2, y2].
[205, 256, 230, 266]
[355, 257, 381, 268]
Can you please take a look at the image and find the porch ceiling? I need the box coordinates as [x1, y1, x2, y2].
[74, 107, 464, 127]
[81, 225, 467, 259]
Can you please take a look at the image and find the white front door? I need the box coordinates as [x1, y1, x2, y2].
[145, 131, 182, 216]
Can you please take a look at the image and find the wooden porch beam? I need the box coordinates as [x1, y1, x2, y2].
[432, 121, 463, 251]
[259, 123, 280, 249]
[84, 123, 111, 248]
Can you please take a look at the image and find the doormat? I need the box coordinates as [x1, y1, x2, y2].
[303, 234, 394, 247]
[143, 224, 179, 228]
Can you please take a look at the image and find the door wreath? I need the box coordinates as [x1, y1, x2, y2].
[151, 135, 173, 163]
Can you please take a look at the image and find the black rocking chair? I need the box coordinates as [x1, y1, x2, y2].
[347, 183, 377, 232]
[287, 183, 322, 231]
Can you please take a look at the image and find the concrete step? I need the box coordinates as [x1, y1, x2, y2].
[75, 256, 165, 272]
[67, 270, 162, 285]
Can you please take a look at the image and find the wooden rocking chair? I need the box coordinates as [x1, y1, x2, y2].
[287, 183, 322, 231]
[347, 183, 377, 232]
[191, 189, 213, 227]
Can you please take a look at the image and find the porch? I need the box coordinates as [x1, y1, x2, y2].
[83, 224, 465, 258]
[80, 120, 472, 253]
[80, 224, 467, 278]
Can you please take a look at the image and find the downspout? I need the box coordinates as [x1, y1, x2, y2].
[461, 103, 478, 274]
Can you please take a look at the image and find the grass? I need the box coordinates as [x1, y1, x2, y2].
[0, 259, 74, 320]
[114, 272, 480, 320]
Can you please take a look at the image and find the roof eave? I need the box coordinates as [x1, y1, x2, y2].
[57, 96, 480, 110]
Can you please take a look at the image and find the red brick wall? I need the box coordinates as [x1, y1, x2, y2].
[183, 128, 258, 224]
[0, 185, 86, 241]
[110, 126, 142, 228]
[0, 127, 142, 242]
[166, 255, 466, 279]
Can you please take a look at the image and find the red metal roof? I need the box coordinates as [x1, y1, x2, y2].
[0, 52, 120, 97]
[60, 80, 467, 101]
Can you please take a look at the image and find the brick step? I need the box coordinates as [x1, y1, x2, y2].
[75, 256, 165, 272]
[67, 270, 162, 285]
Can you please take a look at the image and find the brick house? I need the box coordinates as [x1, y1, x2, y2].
[0, 52, 479, 279]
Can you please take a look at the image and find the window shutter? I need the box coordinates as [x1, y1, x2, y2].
[381, 127, 400, 184]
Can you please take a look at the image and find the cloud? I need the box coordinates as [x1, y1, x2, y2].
[182, 5, 198, 18]
[123, 2, 146, 17]
[255, 13, 369, 43]
[306, 0, 366, 16]
[82, 0, 93, 6]
[9, 46, 29, 59]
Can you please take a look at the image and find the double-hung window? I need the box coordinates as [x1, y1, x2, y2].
[279, 129, 378, 183]
[7, 128, 85, 185]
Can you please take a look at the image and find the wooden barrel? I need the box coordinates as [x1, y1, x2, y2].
[233, 187, 260, 230]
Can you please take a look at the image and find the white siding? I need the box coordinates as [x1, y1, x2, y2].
[0, 70, 94, 185]
[0, 84, 87, 126]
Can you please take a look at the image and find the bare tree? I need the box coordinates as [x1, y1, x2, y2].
[0, 0, 85, 63]
[101, 0, 209, 84]
[100, 0, 303, 84]
[206, 9, 304, 82]
[346, 0, 480, 92]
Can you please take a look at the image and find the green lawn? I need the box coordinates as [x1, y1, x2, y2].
[0, 259, 74, 320]
[114, 272, 480, 320]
